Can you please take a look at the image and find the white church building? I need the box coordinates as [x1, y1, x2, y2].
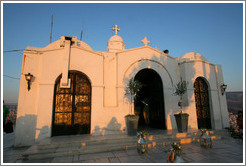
[15, 25, 229, 146]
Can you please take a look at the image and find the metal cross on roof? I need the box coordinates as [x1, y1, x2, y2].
[141, 37, 150, 46]
[112, 25, 120, 35]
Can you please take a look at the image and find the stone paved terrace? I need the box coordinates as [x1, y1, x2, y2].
[2, 131, 244, 164]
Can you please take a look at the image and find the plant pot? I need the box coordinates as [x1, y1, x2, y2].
[174, 113, 189, 133]
[125, 115, 139, 136]
[167, 151, 184, 163]
[174, 153, 184, 163]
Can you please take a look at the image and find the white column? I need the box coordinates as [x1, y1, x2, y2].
[60, 39, 71, 88]
[215, 65, 229, 128]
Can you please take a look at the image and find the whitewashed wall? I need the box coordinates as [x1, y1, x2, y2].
[15, 36, 229, 147]
[179, 60, 229, 130]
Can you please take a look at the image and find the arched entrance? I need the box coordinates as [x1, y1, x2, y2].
[134, 69, 166, 130]
[52, 71, 91, 136]
[194, 77, 212, 129]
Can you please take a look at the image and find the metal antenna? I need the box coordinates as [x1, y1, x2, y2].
[80, 30, 83, 41]
[80, 18, 85, 41]
[50, 15, 53, 43]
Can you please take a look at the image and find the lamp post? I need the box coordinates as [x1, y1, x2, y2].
[25, 73, 33, 91]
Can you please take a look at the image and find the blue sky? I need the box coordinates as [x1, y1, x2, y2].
[2, 2, 244, 103]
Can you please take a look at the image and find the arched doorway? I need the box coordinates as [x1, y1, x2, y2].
[134, 69, 166, 130]
[52, 71, 91, 136]
[194, 77, 212, 129]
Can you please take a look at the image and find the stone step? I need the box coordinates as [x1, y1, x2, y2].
[21, 131, 223, 161]
[36, 129, 223, 150]
[37, 135, 137, 150]
[23, 142, 137, 160]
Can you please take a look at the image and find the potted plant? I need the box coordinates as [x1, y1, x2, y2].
[173, 79, 189, 132]
[125, 78, 142, 136]
[137, 130, 148, 153]
[167, 142, 184, 163]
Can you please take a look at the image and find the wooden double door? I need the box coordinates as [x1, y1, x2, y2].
[52, 71, 91, 136]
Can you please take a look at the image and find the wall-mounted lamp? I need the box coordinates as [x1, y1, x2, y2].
[25, 73, 33, 91]
[220, 84, 227, 95]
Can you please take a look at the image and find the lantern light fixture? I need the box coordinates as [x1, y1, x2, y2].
[137, 131, 148, 154]
[25, 73, 33, 91]
[200, 129, 212, 148]
[220, 84, 227, 95]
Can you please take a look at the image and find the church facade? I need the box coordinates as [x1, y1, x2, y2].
[15, 26, 229, 146]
